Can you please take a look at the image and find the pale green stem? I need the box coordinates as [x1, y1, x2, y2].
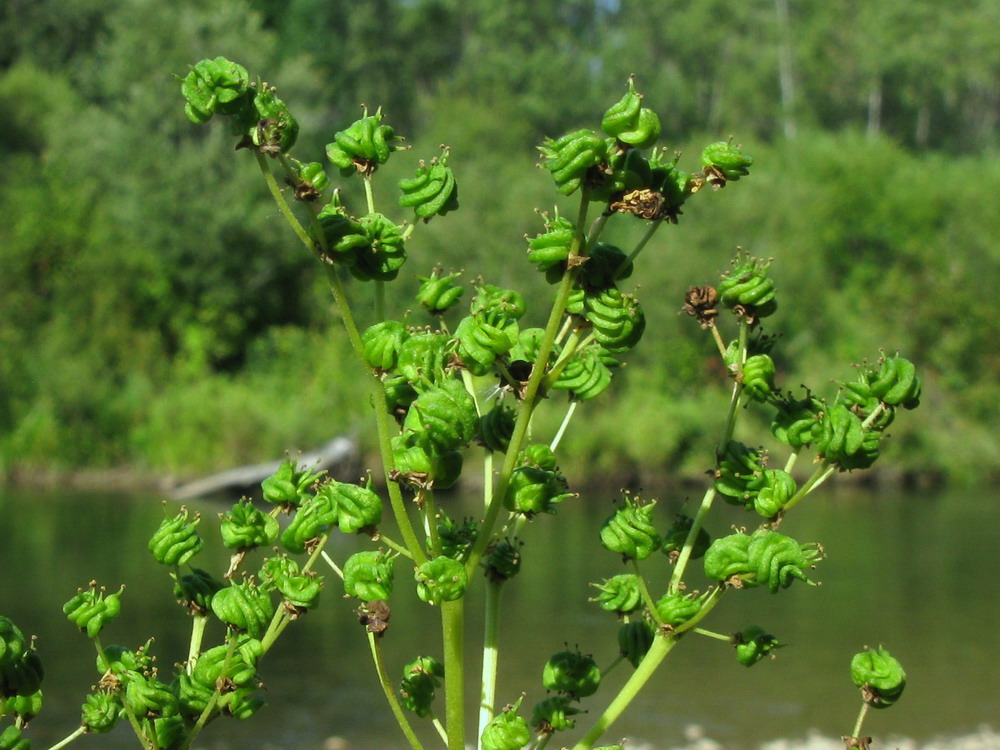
[599, 653, 625, 676]
[321, 550, 344, 579]
[549, 401, 578, 453]
[46, 726, 87, 750]
[441, 598, 466, 750]
[483, 450, 495, 515]
[186, 614, 209, 674]
[630, 558, 662, 625]
[710, 324, 728, 361]
[784, 449, 800, 474]
[423, 488, 442, 557]
[363, 175, 376, 214]
[432, 716, 449, 745]
[692, 627, 733, 642]
[477, 580, 504, 747]
[615, 220, 661, 277]
[376, 532, 414, 560]
[851, 701, 871, 740]
[367, 631, 426, 750]
[92, 635, 148, 748]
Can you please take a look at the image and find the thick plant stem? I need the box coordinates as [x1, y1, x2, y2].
[571, 634, 679, 749]
[367, 631, 425, 750]
[185, 614, 208, 674]
[441, 598, 466, 750]
[478, 580, 504, 745]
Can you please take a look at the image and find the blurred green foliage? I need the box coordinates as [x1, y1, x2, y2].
[1, 0, 997, 482]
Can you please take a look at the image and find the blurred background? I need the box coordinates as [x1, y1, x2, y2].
[1, 0, 997, 485]
[1, 3, 999, 748]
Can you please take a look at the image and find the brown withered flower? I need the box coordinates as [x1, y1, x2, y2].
[681, 285, 719, 327]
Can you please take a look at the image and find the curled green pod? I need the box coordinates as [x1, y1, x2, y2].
[343, 550, 395, 602]
[520, 444, 559, 471]
[390, 431, 463, 490]
[172, 568, 225, 615]
[220, 500, 279, 551]
[99, 642, 151, 677]
[181, 57, 250, 124]
[190, 638, 262, 691]
[655, 591, 705, 628]
[362, 320, 410, 371]
[617, 621, 655, 667]
[662, 514, 711, 563]
[0, 726, 30, 750]
[583, 287, 646, 353]
[815, 403, 872, 468]
[527, 210, 576, 276]
[701, 140, 753, 185]
[399, 149, 459, 220]
[63, 584, 124, 640]
[454, 315, 515, 375]
[601, 78, 660, 149]
[148, 507, 203, 567]
[399, 656, 443, 717]
[753, 469, 797, 518]
[734, 625, 782, 667]
[741, 353, 776, 402]
[748, 528, 822, 592]
[325, 108, 403, 176]
[592, 574, 643, 615]
[479, 404, 516, 453]
[771, 392, 824, 449]
[472, 285, 528, 321]
[287, 160, 329, 201]
[600, 495, 662, 560]
[538, 129, 608, 196]
[416, 269, 464, 314]
[851, 646, 905, 708]
[211, 581, 274, 638]
[351, 213, 408, 282]
[397, 330, 453, 387]
[2, 688, 42, 723]
[864, 355, 921, 409]
[279, 487, 338, 554]
[220, 687, 264, 720]
[483, 539, 522, 582]
[532, 694, 582, 733]
[840, 381, 896, 431]
[702, 532, 753, 583]
[261, 458, 324, 510]
[151, 715, 185, 748]
[402, 378, 479, 452]
[415, 556, 468, 605]
[328, 480, 382, 535]
[81, 691, 122, 733]
[503, 466, 573, 517]
[714, 440, 764, 506]
[542, 650, 601, 699]
[274, 567, 324, 610]
[0, 617, 29, 668]
[481, 699, 531, 750]
[123, 671, 178, 718]
[717, 254, 777, 318]
[552, 345, 615, 401]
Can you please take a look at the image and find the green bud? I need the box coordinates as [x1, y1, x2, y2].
[601, 78, 660, 149]
[220, 500, 279, 550]
[542, 650, 601, 699]
[717, 254, 776, 320]
[343, 551, 395, 602]
[151, 715, 185, 748]
[592, 574, 643, 615]
[415, 556, 468, 605]
[753, 469, 797, 519]
[481, 699, 531, 750]
[279, 487, 338, 554]
[63, 584, 123, 640]
[362, 320, 410, 371]
[851, 646, 905, 708]
[483, 540, 522, 583]
[288, 160, 329, 201]
[531, 694, 582, 733]
[261, 557, 324, 610]
[172, 568, 224, 615]
[734, 625, 782, 667]
[402, 378, 479, 452]
[399, 656, 444, 717]
[399, 149, 459, 220]
[863, 354, 921, 409]
[123, 671, 178, 718]
[771, 392, 824, 449]
[701, 140, 753, 185]
[148, 507, 203, 567]
[504, 466, 573, 516]
[741, 353, 776, 402]
[479, 404, 516, 453]
[538, 129, 608, 196]
[250, 85, 299, 155]
[81, 691, 122, 733]
[261, 458, 324, 510]
[397, 330, 453, 387]
[527, 210, 575, 277]
[551, 344, 615, 401]
[654, 591, 704, 628]
[180, 57, 250, 124]
[436, 515, 478, 561]
[583, 287, 646, 353]
[211, 581, 274, 638]
[325, 108, 403, 176]
[600, 495, 662, 560]
[416, 269, 464, 314]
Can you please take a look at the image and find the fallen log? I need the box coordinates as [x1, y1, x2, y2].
[168, 436, 358, 501]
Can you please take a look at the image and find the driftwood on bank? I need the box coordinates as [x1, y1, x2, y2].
[168, 436, 358, 501]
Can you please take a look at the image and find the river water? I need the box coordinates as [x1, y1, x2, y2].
[1, 485, 996, 749]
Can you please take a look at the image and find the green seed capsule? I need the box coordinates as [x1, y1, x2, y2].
[220, 500, 280, 550]
[538, 129, 608, 196]
[63, 584, 124, 640]
[483, 540, 522, 582]
[662, 514, 711, 562]
[600, 496, 662, 560]
[81, 691, 122, 733]
[541, 650, 601, 698]
[172, 568, 225, 614]
[592, 574, 643, 615]
[481, 700, 531, 750]
[654, 591, 704, 628]
[416, 270, 464, 314]
[211, 581, 274, 638]
[741, 354, 776, 402]
[734, 625, 782, 667]
[617, 621, 655, 667]
[399, 656, 443, 717]
[532, 694, 582, 733]
[399, 149, 459, 221]
[415, 556, 468, 605]
[148, 507, 204, 567]
[0, 726, 30, 750]
[851, 646, 905, 708]
[343, 551, 395, 602]
[280, 488, 338, 554]
[701, 140, 753, 184]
